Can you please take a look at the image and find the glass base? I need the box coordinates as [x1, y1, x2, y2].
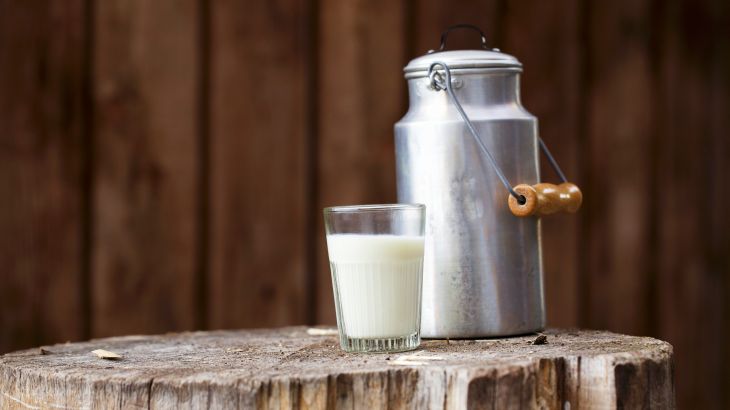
[339, 332, 420, 353]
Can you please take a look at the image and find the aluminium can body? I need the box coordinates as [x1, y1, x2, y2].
[395, 62, 545, 338]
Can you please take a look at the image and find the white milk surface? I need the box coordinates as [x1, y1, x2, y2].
[327, 234, 424, 338]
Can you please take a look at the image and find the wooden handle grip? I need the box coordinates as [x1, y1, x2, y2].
[508, 182, 582, 217]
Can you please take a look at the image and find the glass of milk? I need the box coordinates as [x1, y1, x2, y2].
[324, 204, 425, 353]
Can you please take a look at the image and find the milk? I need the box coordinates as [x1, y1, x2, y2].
[326, 234, 424, 339]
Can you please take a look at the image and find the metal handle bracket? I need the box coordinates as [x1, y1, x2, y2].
[427, 61, 571, 206]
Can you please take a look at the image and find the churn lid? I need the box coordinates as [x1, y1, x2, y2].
[403, 24, 522, 79]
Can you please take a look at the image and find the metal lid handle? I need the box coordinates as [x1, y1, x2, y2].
[439, 24, 488, 51]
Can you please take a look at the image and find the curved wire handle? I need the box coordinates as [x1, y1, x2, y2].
[427, 62, 569, 204]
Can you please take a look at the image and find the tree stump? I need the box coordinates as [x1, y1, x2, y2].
[0, 327, 674, 409]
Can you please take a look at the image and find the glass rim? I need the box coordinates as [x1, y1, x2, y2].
[323, 203, 425, 214]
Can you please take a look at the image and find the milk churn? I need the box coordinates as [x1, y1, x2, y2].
[395, 25, 582, 338]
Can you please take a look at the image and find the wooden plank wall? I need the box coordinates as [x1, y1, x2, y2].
[207, 0, 310, 330]
[91, 0, 200, 337]
[0, 0, 87, 355]
[1, 0, 728, 407]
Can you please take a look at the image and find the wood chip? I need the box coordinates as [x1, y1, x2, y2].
[92, 349, 122, 360]
[389, 358, 428, 366]
[388, 352, 444, 366]
[403, 354, 444, 361]
[306, 328, 339, 336]
[39, 347, 51, 355]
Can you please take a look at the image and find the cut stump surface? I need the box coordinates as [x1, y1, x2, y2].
[0, 327, 674, 409]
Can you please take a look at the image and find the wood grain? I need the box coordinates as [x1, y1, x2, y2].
[714, 3, 730, 405]
[208, 0, 310, 328]
[92, 0, 200, 336]
[0, 328, 675, 409]
[500, 0, 583, 328]
[654, 0, 730, 408]
[315, 0, 407, 323]
[508, 183, 582, 217]
[0, 0, 87, 352]
[582, 0, 655, 335]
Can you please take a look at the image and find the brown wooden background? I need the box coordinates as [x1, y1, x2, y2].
[1, 0, 728, 407]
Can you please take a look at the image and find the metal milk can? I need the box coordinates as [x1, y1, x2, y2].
[395, 25, 582, 338]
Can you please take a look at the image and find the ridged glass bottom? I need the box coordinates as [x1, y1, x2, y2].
[330, 257, 423, 353]
[339, 331, 420, 353]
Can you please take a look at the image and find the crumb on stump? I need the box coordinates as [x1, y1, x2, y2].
[532, 334, 548, 345]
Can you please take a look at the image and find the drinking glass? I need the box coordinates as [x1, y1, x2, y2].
[324, 204, 426, 353]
